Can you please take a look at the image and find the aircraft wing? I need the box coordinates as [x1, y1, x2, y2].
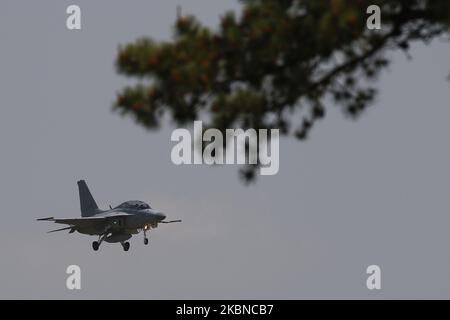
[37, 213, 132, 227]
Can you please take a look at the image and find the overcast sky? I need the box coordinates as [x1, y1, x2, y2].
[1, 0, 450, 299]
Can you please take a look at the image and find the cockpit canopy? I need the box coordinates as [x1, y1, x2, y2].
[115, 200, 151, 210]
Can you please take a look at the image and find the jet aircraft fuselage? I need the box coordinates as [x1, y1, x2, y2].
[38, 180, 181, 251]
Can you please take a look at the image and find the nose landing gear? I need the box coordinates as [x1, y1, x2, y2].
[144, 225, 150, 245]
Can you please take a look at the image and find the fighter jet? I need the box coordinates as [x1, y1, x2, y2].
[37, 180, 181, 251]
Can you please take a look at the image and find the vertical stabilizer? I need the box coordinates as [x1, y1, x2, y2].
[77, 180, 99, 217]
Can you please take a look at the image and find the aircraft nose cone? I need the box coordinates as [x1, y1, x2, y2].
[158, 212, 166, 220]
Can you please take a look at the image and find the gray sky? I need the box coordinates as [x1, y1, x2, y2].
[1, 0, 450, 299]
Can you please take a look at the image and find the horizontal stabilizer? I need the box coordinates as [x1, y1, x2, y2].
[48, 226, 74, 233]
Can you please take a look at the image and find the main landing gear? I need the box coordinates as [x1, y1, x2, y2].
[92, 233, 108, 251]
[121, 241, 130, 251]
[91, 231, 131, 251]
[92, 240, 130, 251]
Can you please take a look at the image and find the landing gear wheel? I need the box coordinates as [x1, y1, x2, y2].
[144, 238, 149, 245]
[123, 241, 130, 251]
[92, 241, 99, 251]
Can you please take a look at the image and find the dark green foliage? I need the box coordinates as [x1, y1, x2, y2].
[114, 0, 450, 182]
